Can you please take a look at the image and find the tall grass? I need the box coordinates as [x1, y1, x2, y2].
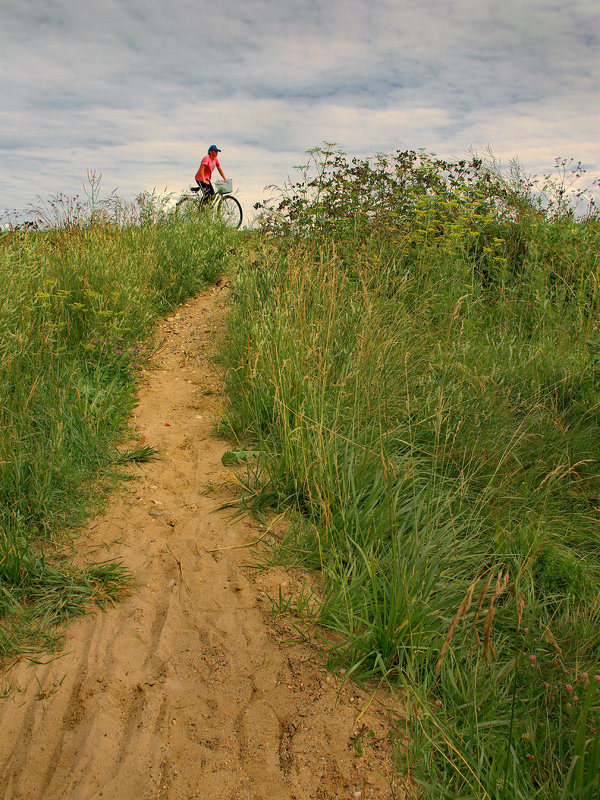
[0, 190, 237, 662]
[224, 148, 600, 798]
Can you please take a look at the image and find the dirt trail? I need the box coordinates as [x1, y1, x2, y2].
[0, 286, 402, 800]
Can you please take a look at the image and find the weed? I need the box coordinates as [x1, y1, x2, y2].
[225, 147, 600, 798]
[0, 186, 238, 663]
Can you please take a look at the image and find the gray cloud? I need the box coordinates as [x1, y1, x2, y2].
[1, 0, 598, 219]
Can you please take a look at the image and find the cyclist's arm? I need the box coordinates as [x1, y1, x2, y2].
[217, 164, 226, 180]
[199, 164, 208, 182]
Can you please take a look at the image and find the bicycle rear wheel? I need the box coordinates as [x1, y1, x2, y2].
[216, 195, 243, 229]
[175, 196, 202, 215]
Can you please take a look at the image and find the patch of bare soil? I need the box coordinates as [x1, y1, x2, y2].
[0, 286, 405, 800]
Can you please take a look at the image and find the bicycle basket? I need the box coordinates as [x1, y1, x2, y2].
[214, 179, 233, 194]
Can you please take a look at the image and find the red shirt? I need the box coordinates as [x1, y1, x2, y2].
[195, 155, 220, 183]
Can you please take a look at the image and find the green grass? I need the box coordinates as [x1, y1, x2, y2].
[0, 193, 238, 663]
[223, 149, 600, 798]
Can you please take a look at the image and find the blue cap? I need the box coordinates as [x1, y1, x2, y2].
[208, 145, 221, 152]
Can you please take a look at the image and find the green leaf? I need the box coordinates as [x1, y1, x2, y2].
[221, 449, 260, 466]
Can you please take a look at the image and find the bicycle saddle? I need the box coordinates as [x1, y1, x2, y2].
[190, 186, 200, 192]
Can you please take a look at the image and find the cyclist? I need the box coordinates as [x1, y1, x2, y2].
[195, 145, 227, 206]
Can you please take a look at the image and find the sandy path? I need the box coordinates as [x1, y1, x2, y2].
[0, 286, 402, 800]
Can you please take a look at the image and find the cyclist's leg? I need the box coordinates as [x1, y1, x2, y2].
[196, 181, 215, 207]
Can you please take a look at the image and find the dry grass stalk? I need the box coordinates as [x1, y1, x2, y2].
[516, 588, 525, 631]
[536, 458, 595, 491]
[482, 570, 509, 663]
[435, 581, 476, 674]
[437, 567, 512, 673]
[540, 621, 563, 658]
[446, 293, 471, 341]
[472, 569, 496, 647]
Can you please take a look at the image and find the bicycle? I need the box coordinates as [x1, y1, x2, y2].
[175, 179, 243, 229]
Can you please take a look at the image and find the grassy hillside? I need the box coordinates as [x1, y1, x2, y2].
[0, 194, 236, 662]
[223, 149, 600, 798]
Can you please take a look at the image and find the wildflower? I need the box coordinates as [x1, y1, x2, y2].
[528, 655, 537, 664]
[566, 684, 574, 694]
[594, 675, 600, 682]
[573, 696, 579, 703]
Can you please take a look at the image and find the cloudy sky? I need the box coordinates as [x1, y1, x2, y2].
[1, 0, 598, 223]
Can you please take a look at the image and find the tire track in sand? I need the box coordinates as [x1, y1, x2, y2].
[0, 285, 404, 800]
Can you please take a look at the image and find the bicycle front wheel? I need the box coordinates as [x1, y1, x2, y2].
[216, 195, 243, 229]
